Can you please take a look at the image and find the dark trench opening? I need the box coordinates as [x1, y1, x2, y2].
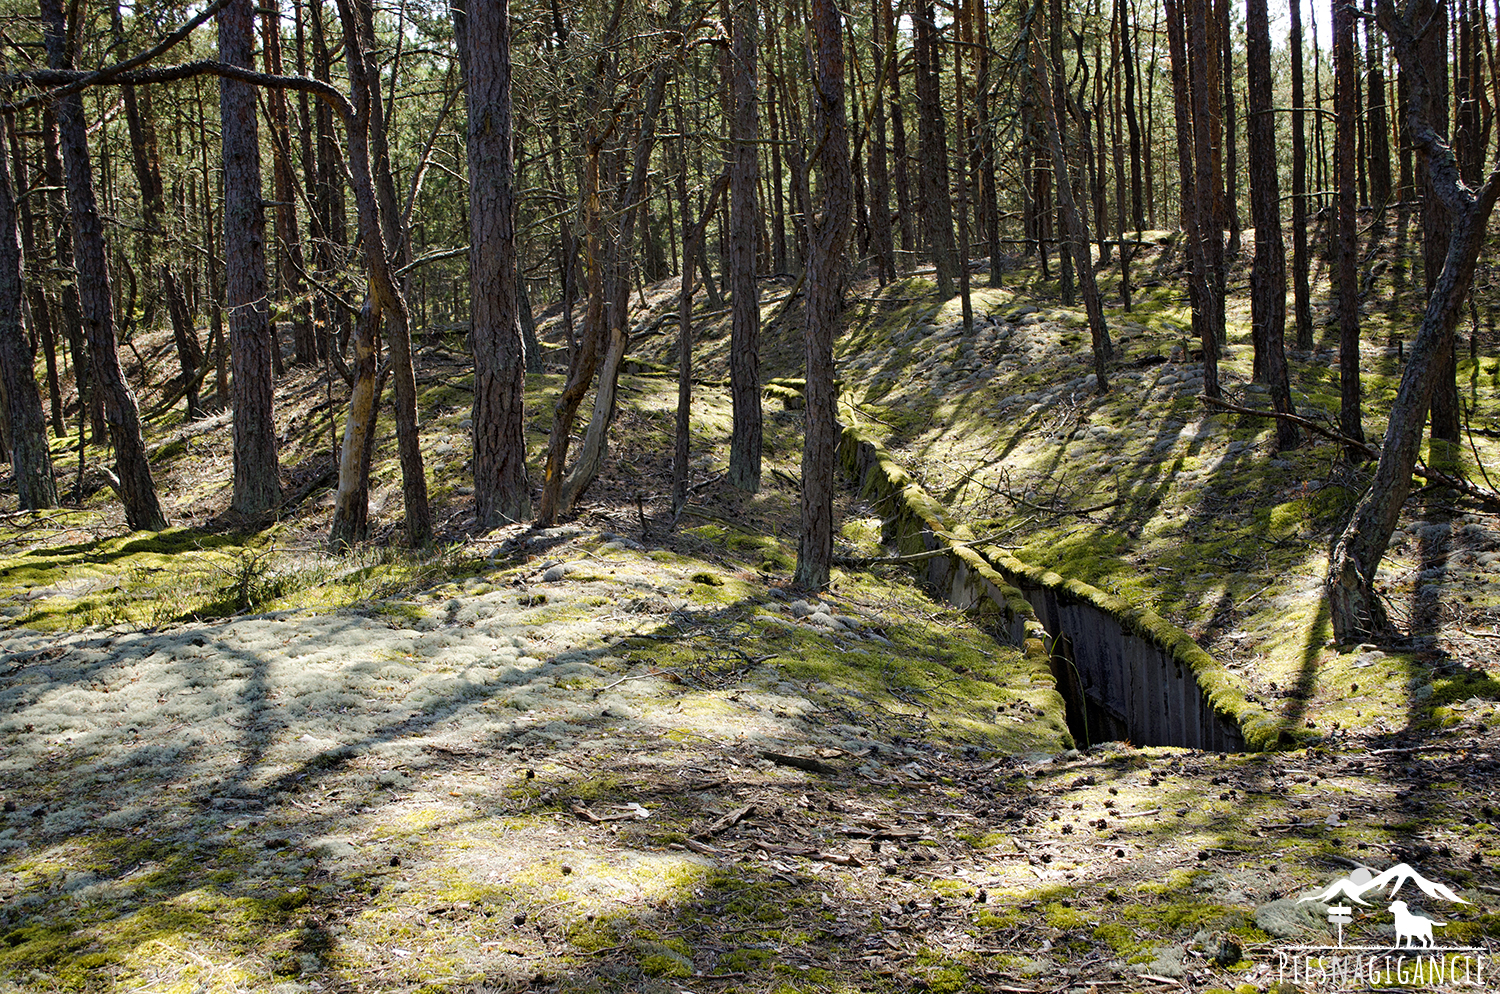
[1020, 586, 1247, 752]
[1046, 632, 1129, 750]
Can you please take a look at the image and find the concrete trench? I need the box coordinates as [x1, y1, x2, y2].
[839, 419, 1262, 753]
[942, 548, 1246, 751]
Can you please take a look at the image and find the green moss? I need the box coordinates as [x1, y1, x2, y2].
[1043, 902, 1092, 930]
[566, 916, 622, 953]
[639, 952, 692, 977]
[912, 950, 973, 994]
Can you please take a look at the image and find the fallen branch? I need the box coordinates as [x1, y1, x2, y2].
[759, 751, 841, 775]
[702, 804, 755, 836]
[833, 531, 1013, 567]
[594, 669, 681, 696]
[1368, 743, 1470, 755]
[1198, 395, 1500, 511]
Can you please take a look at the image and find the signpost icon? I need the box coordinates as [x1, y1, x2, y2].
[1327, 904, 1353, 947]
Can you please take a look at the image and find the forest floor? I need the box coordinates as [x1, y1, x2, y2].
[1, 231, 1499, 993]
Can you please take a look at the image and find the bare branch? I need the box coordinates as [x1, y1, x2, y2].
[3, 0, 234, 112]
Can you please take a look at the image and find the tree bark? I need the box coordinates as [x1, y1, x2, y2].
[1048, 0, 1075, 304]
[1365, 2, 1393, 210]
[40, 0, 166, 531]
[460, 0, 531, 529]
[727, 0, 762, 493]
[162, 266, 205, 420]
[262, 3, 315, 367]
[1165, 0, 1220, 397]
[220, 0, 283, 517]
[1414, 1, 1459, 448]
[1290, 0, 1314, 348]
[1187, 0, 1223, 394]
[40, 107, 100, 440]
[1218, 0, 1240, 258]
[794, 0, 851, 591]
[330, 296, 378, 547]
[914, 0, 958, 297]
[882, 0, 916, 271]
[1245, 0, 1298, 451]
[1121, 0, 1144, 232]
[4, 110, 64, 437]
[0, 113, 58, 510]
[867, 0, 895, 285]
[1335, 0, 1365, 462]
[557, 67, 672, 514]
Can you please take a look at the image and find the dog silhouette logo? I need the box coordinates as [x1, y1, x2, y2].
[1388, 900, 1444, 948]
[1297, 862, 1470, 948]
[1277, 861, 1487, 989]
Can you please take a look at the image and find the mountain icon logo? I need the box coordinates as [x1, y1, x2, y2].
[1297, 863, 1471, 908]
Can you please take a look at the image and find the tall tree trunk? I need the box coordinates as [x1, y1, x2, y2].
[914, 0, 958, 297]
[1219, 0, 1241, 258]
[330, 296, 378, 547]
[220, 0, 283, 516]
[1188, 0, 1223, 392]
[0, 113, 58, 510]
[113, 6, 164, 340]
[882, 0, 916, 270]
[867, 0, 895, 285]
[728, 0, 763, 493]
[1415, 1, 1459, 448]
[1245, 0, 1299, 451]
[1030, 25, 1111, 392]
[4, 110, 64, 436]
[311, 1, 349, 362]
[558, 68, 672, 514]
[977, 0, 1001, 285]
[1048, 0, 1074, 303]
[673, 119, 730, 513]
[1335, 0, 1366, 461]
[1110, 0, 1131, 307]
[1121, 0, 1144, 231]
[41, 108, 101, 439]
[536, 144, 606, 527]
[1290, 0, 1314, 348]
[766, 70, 789, 276]
[41, 0, 166, 531]
[1366, 4, 1393, 210]
[458, 0, 531, 528]
[1327, 0, 1500, 642]
[953, 9, 973, 333]
[262, 3, 316, 367]
[794, 0, 851, 591]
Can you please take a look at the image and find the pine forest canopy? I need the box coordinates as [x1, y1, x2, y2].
[0, 0, 1497, 642]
